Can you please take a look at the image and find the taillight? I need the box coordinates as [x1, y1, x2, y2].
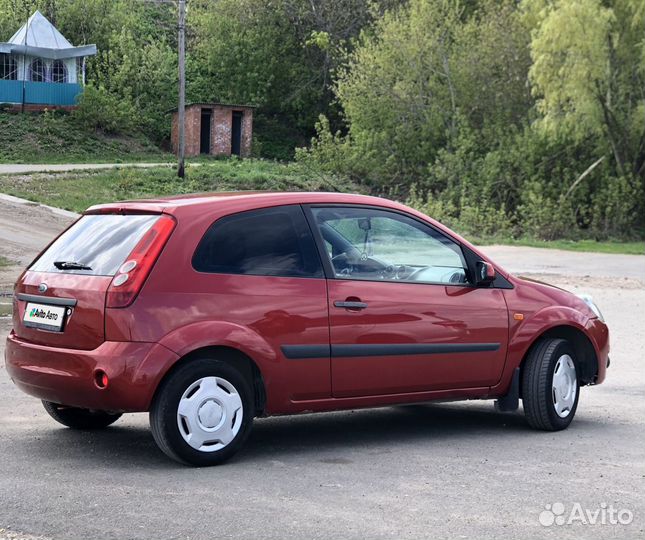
[106, 214, 176, 308]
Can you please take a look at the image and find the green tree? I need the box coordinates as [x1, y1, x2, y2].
[334, 0, 465, 187]
[527, 0, 645, 180]
[452, 0, 533, 133]
[188, 0, 394, 158]
[323, 0, 532, 189]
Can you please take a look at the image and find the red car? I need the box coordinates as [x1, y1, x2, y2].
[5, 192, 609, 466]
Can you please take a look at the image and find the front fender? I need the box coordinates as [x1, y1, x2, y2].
[510, 305, 593, 362]
[490, 305, 596, 396]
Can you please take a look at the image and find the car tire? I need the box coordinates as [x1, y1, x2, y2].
[149, 358, 254, 466]
[42, 400, 122, 429]
[522, 338, 580, 431]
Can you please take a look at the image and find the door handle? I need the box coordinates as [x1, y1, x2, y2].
[334, 300, 368, 310]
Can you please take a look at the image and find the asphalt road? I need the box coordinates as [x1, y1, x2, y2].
[0, 196, 643, 540]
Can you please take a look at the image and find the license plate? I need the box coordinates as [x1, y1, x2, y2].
[23, 302, 66, 332]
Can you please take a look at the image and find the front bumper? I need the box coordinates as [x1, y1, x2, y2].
[587, 317, 610, 384]
[5, 330, 179, 412]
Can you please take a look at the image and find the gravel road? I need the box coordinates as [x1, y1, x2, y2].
[0, 196, 643, 540]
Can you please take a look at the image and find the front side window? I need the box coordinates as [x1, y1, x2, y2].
[193, 205, 323, 278]
[311, 206, 468, 285]
[29, 58, 46, 82]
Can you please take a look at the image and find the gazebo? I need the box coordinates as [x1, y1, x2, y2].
[0, 10, 96, 109]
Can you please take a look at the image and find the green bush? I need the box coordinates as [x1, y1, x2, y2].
[407, 187, 514, 240]
[73, 85, 139, 135]
[254, 114, 306, 161]
[590, 176, 644, 239]
[516, 184, 575, 241]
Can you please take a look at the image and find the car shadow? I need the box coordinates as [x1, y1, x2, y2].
[242, 402, 530, 460]
[14, 402, 546, 469]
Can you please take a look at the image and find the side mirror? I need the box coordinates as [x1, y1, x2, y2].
[475, 261, 496, 285]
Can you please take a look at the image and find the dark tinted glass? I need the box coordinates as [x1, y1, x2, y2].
[30, 214, 159, 276]
[193, 205, 323, 278]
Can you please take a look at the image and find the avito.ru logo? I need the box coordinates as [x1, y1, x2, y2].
[539, 502, 633, 527]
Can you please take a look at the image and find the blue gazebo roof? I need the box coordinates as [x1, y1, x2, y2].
[0, 10, 96, 60]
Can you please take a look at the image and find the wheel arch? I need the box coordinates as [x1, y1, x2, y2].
[520, 325, 598, 389]
[151, 345, 267, 416]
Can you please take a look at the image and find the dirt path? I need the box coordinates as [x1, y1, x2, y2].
[482, 244, 645, 282]
[0, 197, 74, 294]
[0, 163, 172, 175]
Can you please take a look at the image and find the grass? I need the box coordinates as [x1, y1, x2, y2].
[479, 237, 644, 255]
[0, 158, 358, 213]
[0, 255, 12, 267]
[0, 110, 171, 164]
[0, 158, 641, 255]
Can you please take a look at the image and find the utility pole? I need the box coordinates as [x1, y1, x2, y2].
[177, 0, 186, 178]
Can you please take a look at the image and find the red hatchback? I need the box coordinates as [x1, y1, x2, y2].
[5, 192, 609, 465]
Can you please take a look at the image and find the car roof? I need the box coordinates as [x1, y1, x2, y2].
[85, 191, 405, 214]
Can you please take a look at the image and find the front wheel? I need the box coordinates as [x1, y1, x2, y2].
[521, 338, 580, 431]
[42, 401, 122, 429]
[149, 358, 254, 466]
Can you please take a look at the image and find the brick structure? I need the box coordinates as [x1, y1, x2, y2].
[171, 103, 254, 157]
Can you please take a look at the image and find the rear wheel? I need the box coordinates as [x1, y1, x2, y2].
[522, 338, 580, 431]
[42, 401, 122, 429]
[149, 358, 254, 466]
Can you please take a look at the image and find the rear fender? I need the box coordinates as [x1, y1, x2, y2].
[158, 320, 276, 366]
[133, 321, 277, 410]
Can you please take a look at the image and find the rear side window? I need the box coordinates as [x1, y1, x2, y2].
[30, 214, 160, 276]
[192, 205, 323, 278]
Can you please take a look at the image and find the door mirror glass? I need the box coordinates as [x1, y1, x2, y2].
[475, 261, 496, 285]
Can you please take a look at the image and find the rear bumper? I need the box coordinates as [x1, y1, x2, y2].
[5, 331, 179, 412]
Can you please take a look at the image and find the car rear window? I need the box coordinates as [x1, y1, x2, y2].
[30, 214, 160, 276]
[192, 205, 323, 278]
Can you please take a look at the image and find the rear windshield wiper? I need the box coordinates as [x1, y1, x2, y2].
[53, 261, 92, 271]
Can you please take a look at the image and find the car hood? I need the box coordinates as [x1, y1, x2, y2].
[511, 274, 597, 319]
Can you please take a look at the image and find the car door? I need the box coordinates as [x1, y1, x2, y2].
[306, 205, 509, 398]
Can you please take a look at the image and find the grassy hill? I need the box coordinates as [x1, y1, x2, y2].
[0, 159, 358, 213]
[0, 110, 170, 164]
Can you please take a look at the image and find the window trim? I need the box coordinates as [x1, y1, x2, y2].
[303, 203, 476, 288]
[191, 204, 325, 280]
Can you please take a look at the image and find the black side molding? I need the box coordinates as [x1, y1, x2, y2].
[331, 342, 500, 358]
[16, 293, 77, 307]
[282, 342, 500, 360]
[281, 344, 331, 359]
